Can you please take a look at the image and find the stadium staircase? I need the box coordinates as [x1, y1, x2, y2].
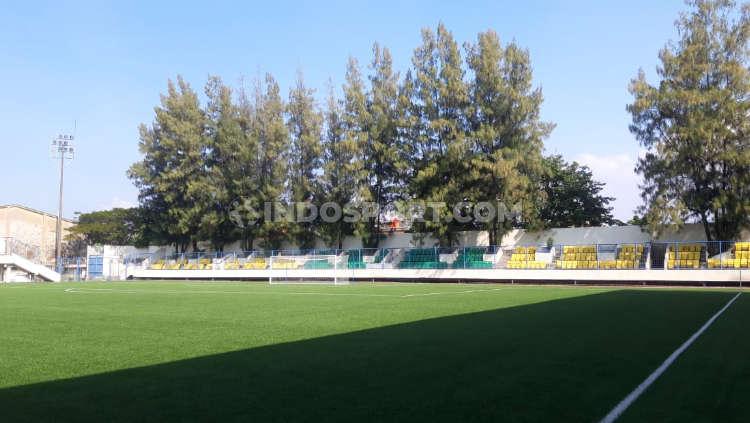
[0, 253, 61, 282]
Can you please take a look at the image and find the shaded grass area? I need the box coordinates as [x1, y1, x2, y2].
[0, 282, 740, 422]
[0, 282, 601, 388]
[621, 294, 749, 423]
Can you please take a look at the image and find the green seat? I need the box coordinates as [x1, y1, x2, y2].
[346, 250, 366, 269]
[373, 249, 388, 263]
[399, 248, 447, 269]
[303, 259, 332, 269]
[453, 247, 492, 269]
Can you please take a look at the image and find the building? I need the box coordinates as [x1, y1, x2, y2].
[0, 204, 75, 266]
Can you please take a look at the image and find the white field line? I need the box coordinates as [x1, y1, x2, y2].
[599, 291, 742, 423]
[401, 288, 506, 297]
[63, 287, 402, 297]
[62, 286, 507, 298]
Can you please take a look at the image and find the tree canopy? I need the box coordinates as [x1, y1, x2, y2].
[539, 155, 616, 228]
[629, 0, 750, 241]
[125, 24, 628, 250]
[68, 208, 146, 246]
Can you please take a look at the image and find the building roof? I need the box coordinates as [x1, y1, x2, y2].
[0, 204, 76, 223]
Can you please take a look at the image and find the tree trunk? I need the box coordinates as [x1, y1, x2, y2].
[489, 221, 498, 246]
[700, 212, 712, 242]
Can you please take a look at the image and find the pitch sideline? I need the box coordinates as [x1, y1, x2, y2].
[599, 291, 742, 423]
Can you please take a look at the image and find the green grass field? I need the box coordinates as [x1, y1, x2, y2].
[0, 281, 747, 422]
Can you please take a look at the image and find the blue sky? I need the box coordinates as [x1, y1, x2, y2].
[0, 0, 685, 221]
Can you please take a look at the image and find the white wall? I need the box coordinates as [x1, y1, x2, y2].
[653, 224, 709, 242]
[500, 223, 711, 247]
[103, 223, 721, 260]
[0, 266, 32, 282]
[87, 245, 174, 280]
[504, 225, 652, 247]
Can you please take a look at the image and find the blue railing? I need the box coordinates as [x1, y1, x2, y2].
[60, 256, 86, 281]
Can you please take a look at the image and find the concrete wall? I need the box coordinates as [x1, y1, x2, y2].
[504, 226, 652, 247]
[129, 267, 750, 284]
[201, 231, 449, 251]
[0, 205, 75, 264]
[501, 223, 711, 247]
[653, 224, 710, 242]
[134, 223, 720, 255]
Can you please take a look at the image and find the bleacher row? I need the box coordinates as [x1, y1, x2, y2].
[707, 241, 750, 269]
[506, 244, 645, 270]
[507, 247, 546, 269]
[151, 257, 338, 270]
[398, 247, 493, 269]
[145, 242, 750, 271]
[150, 249, 389, 271]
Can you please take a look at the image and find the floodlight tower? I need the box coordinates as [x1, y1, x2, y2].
[51, 134, 75, 272]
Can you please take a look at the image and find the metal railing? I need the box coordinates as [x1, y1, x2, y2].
[0, 237, 43, 263]
[651, 240, 750, 270]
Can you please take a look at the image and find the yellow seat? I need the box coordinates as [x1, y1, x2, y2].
[507, 247, 540, 269]
[243, 258, 267, 270]
[271, 258, 298, 269]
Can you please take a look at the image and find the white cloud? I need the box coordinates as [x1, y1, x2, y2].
[573, 152, 643, 221]
[102, 196, 137, 210]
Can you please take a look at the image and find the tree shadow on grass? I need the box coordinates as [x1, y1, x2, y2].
[0, 290, 736, 422]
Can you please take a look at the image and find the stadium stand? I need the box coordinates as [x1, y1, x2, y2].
[303, 259, 333, 269]
[373, 249, 388, 264]
[130, 238, 750, 283]
[398, 248, 448, 269]
[346, 250, 367, 269]
[270, 258, 298, 269]
[708, 241, 750, 268]
[556, 245, 598, 269]
[598, 244, 644, 269]
[224, 258, 240, 270]
[184, 257, 213, 270]
[666, 244, 703, 269]
[243, 257, 268, 270]
[167, 259, 186, 270]
[506, 246, 546, 269]
[454, 247, 493, 269]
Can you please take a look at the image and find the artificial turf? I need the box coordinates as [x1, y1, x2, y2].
[0, 282, 745, 422]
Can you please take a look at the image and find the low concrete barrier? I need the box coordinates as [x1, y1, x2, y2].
[127, 267, 747, 285]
